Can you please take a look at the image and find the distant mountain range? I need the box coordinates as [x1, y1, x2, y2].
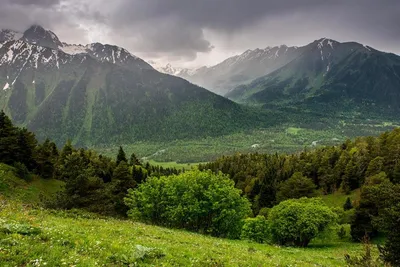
[226, 38, 400, 114]
[153, 45, 306, 95]
[155, 39, 400, 109]
[0, 25, 269, 146]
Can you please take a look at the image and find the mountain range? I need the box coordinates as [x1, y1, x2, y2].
[0, 25, 269, 146]
[153, 45, 305, 95]
[1, 25, 400, 149]
[226, 38, 400, 114]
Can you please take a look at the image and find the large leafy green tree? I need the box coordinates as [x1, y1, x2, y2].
[124, 170, 251, 238]
[268, 198, 337, 247]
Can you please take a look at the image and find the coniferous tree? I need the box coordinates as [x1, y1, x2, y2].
[379, 203, 400, 266]
[0, 110, 19, 164]
[116, 146, 127, 165]
[111, 161, 136, 215]
[129, 152, 141, 166]
[343, 197, 353, 211]
[35, 139, 58, 179]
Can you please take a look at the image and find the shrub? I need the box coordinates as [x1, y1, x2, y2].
[241, 216, 270, 243]
[124, 170, 251, 238]
[268, 198, 337, 247]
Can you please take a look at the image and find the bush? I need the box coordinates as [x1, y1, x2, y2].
[124, 170, 252, 238]
[241, 216, 270, 243]
[268, 198, 337, 247]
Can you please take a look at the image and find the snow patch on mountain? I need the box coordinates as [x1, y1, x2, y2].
[3, 82, 9, 90]
[60, 44, 87, 55]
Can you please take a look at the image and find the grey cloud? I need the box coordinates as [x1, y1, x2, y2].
[0, 0, 399, 63]
[103, 0, 400, 61]
[7, 0, 61, 6]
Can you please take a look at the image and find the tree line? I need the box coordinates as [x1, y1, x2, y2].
[0, 110, 181, 215]
[200, 128, 400, 264]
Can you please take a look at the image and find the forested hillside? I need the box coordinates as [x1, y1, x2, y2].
[1, 109, 400, 266]
[0, 26, 272, 147]
[200, 128, 400, 249]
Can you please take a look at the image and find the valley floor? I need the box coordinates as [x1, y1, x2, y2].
[0, 198, 368, 267]
[96, 120, 397, 163]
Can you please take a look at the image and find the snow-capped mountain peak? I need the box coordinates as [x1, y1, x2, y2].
[22, 25, 63, 50]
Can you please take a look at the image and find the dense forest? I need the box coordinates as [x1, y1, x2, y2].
[1, 109, 400, 265]
[199, 128, 400, 265]
[0, 110, 181, 216]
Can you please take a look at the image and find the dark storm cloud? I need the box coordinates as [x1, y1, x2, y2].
[105, 0, 400, 60]
[0, 0, 399, 63]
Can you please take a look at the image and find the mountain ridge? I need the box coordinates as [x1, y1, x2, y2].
[226, 37, 400, 114]
[0, 25, 271, 146]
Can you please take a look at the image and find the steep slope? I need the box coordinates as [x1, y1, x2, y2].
[227, 38, 400, 114]
[155, 45, 305, 95]
[0, 26, 270, 146]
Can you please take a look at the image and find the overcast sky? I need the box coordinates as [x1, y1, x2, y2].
[0, 0, 399, 68]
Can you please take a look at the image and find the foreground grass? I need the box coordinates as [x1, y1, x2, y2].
[0, 198, 369, 267]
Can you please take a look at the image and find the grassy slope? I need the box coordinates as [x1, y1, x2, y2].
[0, 163, 63, 202]
[0, 200, 367, 267]
[0, 163, 373, 266]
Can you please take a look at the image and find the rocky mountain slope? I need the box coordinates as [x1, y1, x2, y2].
[0, 26, 268, 146]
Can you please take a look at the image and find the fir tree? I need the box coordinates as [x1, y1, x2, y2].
[129, 152, 141, 166]
[343, 197, 353, 211]
[116, 146, 127, 165]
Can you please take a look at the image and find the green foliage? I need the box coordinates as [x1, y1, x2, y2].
[345, 236, 382, 267]
[241, 216, 270, 243]
[337, 226, 347, 240]
[12, 162, 31, 182]
[258, 207, 270, 219]
[268, 198, 337, 247]
[110, 161, 136, 215]
[276, 172, 317, 202]
[350, 173, 400, 241]
[201, 128, 400, 213]
[378, 203, 400, 266]
[343, 197, 353, 211]
[0, 222, 41, 236]
[124, 170, 252, 238]
[116, 146, 127, 165]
